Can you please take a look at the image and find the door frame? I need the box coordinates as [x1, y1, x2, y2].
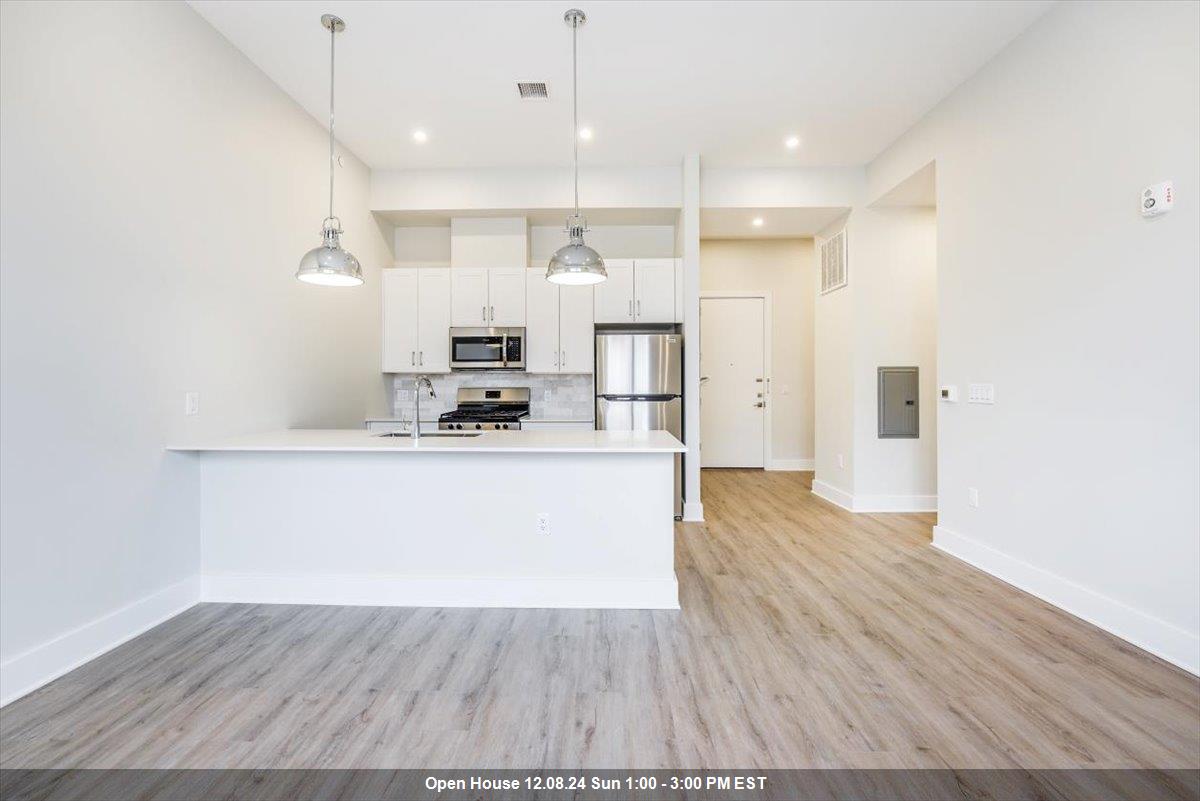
[699, 290, 773, 469]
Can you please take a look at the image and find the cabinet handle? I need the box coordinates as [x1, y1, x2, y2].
[560, 350, 566, 368]
[490, 305, 495, 322]
[411, 351, 416, 366]
[637, 299, 641, 317]
[419, 351, 423, 366]
[628, 299, 633, 318]
[554, 350, 559, 368]
[482, 306, 486, 323]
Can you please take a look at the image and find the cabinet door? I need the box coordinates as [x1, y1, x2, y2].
[524, 268, 560, 373]
[416, 268, 451, 372]
[381, 269, 420, 372]
[674, 257, 684, 323]
[487, 267, 526, 326]
[451, 269, 489, 327]
[558, 283, 595, 374]
[593, 259, 634, 323]
[634, 259, 676, 323]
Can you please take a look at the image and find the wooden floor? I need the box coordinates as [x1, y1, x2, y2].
[2, 470, 1197, 769]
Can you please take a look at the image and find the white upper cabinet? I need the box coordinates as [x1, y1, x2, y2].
[382, 268, 451, 373]
[487, 267, 526, 326]
[558, 282, 595, 373]
[524, 268, 594, 374]
[525, 268, 560, 373]
[451, 267, 525, 327]
[416, 268, 451, 372]
[633, 258, 676, 323]
[450, 268, 489, 326]
[593, 259, 635, 323]
[592, 259, 677, 324]
[382, 269, 420, 372]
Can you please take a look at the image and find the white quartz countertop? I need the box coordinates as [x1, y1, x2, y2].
[168, 428, 685, 454]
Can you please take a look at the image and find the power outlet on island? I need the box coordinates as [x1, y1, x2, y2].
[537, 513, 551, 536]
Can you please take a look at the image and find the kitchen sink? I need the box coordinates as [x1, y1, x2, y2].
[375, 431, 483, 438]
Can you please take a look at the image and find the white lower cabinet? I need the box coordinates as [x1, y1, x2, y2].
[382, 267, 451, 373]
[524, 268, 594, 374]
[522, 421, 595, 431]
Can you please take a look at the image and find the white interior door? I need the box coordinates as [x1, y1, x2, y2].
[700, 296, 766, 468]
[558, 283, 595, 374]
[633, 259, 676, 323]
[451, 269, 489, 326]
[593, 259, 634, 323]
[524, 268, 560, 373]
[416, 268, 451, 372]
[487, 267, 526, 326]
[381, 269, 419, 372]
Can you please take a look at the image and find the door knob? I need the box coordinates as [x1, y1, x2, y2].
[699, 375, 711, 382]
[754, 402, 765, 408]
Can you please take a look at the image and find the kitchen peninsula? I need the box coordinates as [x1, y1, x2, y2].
[169, 429, 684, 609]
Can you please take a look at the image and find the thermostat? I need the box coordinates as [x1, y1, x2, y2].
[1141, 181, 1173, 217]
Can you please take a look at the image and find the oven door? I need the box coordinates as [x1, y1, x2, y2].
[450, 328, 511, 370]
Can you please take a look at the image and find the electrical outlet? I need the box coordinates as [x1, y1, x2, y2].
[968, 487, 979, 508]
[837, 453, 845, 469]
[184, 392, 199, 416]
[537, 513, 551, 536]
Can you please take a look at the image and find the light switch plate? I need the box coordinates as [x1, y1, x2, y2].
[184, 392, 199, 416]
[939, 385, 958, 402]
[967, 383, 994, 404]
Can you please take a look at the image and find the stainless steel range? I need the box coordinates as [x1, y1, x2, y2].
[438, 387, 531, 431]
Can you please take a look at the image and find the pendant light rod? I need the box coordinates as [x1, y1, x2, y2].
[565, 9, 585, 218]
[321, 14, 344, 227]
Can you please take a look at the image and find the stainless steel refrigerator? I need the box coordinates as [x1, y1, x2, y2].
[594, 332, 683, 517]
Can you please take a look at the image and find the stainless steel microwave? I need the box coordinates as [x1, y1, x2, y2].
[449, 327, 525, 371]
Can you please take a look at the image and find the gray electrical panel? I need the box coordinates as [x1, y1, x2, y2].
[878, 367, 919, 438]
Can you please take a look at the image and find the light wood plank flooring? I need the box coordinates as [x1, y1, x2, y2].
[1, 470, 1197, 769]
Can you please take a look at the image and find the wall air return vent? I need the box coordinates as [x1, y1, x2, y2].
[517, 82, 548, 99]
[820, 229, 848, 294]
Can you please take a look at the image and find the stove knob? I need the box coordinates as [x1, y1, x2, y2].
[475, 423, 482, 430]
[493, 423, 501, 430]
[455, 424, 463, 430]
[501, 423, 509, 430]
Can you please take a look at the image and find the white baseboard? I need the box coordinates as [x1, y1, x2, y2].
[0, 576, 200, 707]
[767, 458, 815, 471]
[811, 480, 936, 513]
[933, 525, 1199, 675]
[682, 501, 705, 522]
[811, 479, 856, 511]
[202, 573, 680, 610]
[853, 493, 937, 513]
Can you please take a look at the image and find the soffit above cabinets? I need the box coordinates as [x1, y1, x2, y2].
[379, 208, 682, 228]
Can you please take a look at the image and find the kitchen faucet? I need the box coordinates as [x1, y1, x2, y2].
[412, 376, 436, 441]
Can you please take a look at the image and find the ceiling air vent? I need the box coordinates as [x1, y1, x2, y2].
[517, 82, 548, 99]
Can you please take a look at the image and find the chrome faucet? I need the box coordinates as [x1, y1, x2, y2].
[412, 376, 436, 441]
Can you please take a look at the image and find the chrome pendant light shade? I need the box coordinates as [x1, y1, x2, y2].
[297, 14, 362, 287]
[547, 9, 605, 285]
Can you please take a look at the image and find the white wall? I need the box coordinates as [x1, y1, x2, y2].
[851, 207, 938, 506]
[868, 0, 1200, 672]
[530, 225, 677, 262]
[813, 215, 857, 499]
[700, 239, 815, 466]
[0, 0, 392, 703]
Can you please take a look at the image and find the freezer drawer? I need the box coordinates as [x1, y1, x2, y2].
[595, 397, 682, 438]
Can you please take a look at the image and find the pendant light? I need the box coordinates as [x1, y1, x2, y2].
[297, 14, 362, 287]
[546, 9, 606, 285]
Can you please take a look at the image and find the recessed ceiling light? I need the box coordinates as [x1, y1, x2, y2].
[752, 217, 764, 228]
[412, 129, 428, 143]
[784, 135, 800, 149]
[578, 127, 593, 141]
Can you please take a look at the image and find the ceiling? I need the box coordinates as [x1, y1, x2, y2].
[190, 0, 1053, 171]
[700, 207, 847, 239]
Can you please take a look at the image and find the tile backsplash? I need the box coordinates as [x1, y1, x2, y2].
[391, 372, 594, 422]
